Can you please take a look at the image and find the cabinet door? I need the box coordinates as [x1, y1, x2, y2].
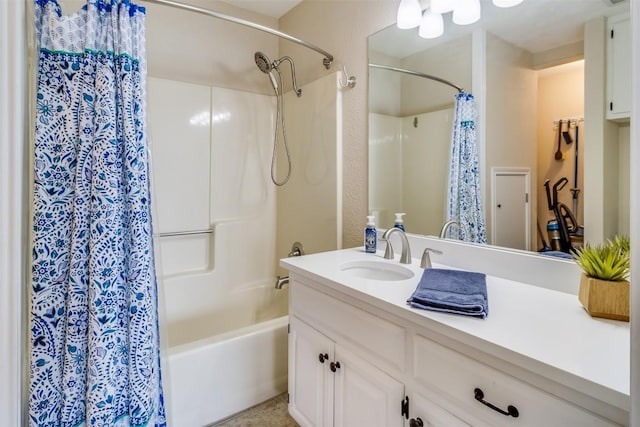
[607, 14, 631, 120]
[333, 344, 405, 427]
[410, 391, 471, 427]
[289, 316, 334, 427]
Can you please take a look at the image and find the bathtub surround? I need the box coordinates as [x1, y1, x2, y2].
[148, 73, 340, 425]
[30, 1, 165, 425]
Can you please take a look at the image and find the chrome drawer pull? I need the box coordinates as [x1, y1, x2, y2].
[474, 388, 519, 418]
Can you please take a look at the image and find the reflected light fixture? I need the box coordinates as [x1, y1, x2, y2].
[452, 0, 481, 25]
[396, 0, 422, 29]
[419, 9, 444, 39]
[430, 0, 456, 14]
[492, 0, 524, 7]
[396, 0, 523, 38]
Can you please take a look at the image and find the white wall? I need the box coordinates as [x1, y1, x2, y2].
[400, 36, 472, 116]
[276, 73, 342, 274]
[0, 1, 27, 425]
[368, 51, 402, 116]
[279, 1, 398, 247]
[484, 32, 538, 248]
[401, 109, 452, 235]
[368, 113, 403, 230]
[584, 17, 622, 245]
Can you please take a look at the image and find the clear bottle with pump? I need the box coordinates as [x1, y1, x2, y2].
[364, 215, 377, 253]
[393, 213, 406, 231]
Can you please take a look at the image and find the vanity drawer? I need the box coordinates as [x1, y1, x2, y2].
[291, 279, 406, 373]
[413, 335, 621, 427]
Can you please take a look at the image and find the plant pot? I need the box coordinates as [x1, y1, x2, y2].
[578, 273, 629, 322]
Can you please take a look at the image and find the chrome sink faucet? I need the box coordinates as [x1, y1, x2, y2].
[439, 220, 459, 239]
[381, 228, 412, 264]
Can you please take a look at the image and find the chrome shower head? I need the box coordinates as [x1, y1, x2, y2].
[254, 51, 272, 73]
[255, 51, 278, 92]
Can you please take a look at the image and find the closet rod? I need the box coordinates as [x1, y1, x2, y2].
[368, 63, 464, 93]
[142, 0, 334, 69]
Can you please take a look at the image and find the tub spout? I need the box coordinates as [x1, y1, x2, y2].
[275, 275, 289, 289]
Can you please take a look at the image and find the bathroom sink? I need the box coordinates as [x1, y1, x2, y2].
[340, 260, 415, 281]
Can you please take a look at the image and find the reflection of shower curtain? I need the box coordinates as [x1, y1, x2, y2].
[30, 1, 166, 426]
[446, 93, 487, 244]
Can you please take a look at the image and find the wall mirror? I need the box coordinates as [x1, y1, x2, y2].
[368, 0, 630, 254]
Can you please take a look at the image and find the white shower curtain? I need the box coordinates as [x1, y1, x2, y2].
[446, 93, 487, 244]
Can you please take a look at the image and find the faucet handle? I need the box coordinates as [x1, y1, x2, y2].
[421, 248, 443, 269]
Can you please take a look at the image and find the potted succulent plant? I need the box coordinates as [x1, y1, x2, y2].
[573, 236, 630, 321]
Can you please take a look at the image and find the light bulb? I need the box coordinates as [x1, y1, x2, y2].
[492, 0, 523, 7]
[397, 0, 422, 29]
[430, 0, 456, 14]
[452, 0, 481, 25]
[419, 10, 444, 39]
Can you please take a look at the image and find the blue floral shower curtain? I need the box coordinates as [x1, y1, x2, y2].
[446, 93, 487, 244]
[30, 1, 166, 426]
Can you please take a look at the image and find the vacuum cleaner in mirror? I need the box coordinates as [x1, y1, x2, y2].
[542, 177, 584, 254]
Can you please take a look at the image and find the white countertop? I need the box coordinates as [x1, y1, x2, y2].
[281, 247, 630, 412]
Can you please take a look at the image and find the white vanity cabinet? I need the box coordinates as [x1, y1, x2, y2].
[607, 13, 631, 120]
[288, 315, 405, 427]
[408, 391, 472, 427]
[286, 269, 627, 427]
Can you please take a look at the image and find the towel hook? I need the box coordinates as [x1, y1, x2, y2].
[339, 65, 356, 88]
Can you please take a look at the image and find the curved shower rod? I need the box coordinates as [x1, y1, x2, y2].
[368, 63, 464, 93]
[142, 0, 334, 69]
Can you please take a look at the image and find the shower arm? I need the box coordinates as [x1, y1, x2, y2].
[274, 56, 302, 97]
[142, 0, 334, 69]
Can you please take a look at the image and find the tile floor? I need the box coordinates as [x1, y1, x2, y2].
[213, 393, 299, 427]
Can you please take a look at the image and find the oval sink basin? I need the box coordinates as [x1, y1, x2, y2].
[340, 260, 415, 281]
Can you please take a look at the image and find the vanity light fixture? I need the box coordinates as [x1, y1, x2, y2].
[452, 0, 481, 25]
[419, 9, 444, 39]
[396, 0, 422, 29]
[430, 0, 456, 14]
[397, 0, 523, 37]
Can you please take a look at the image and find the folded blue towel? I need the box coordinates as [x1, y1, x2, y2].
[407, 268, 488, 318]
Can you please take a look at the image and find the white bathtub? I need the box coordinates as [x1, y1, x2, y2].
[165, 313, 289, 426]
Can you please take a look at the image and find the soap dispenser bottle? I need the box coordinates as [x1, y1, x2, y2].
[364, 215, 377, 253]
[393, 213, 406, 231]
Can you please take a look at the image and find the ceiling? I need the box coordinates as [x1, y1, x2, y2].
[370, 0, 630, 59]
[218, 0, 304, 18]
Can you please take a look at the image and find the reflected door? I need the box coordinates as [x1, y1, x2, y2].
[492, 169, 530, 250]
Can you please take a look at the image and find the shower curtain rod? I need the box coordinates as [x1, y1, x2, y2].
[141, 0, 334, 69]
[368, 63, 464, 93]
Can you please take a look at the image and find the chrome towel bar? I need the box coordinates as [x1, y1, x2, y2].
[158, 229, 213, 238]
